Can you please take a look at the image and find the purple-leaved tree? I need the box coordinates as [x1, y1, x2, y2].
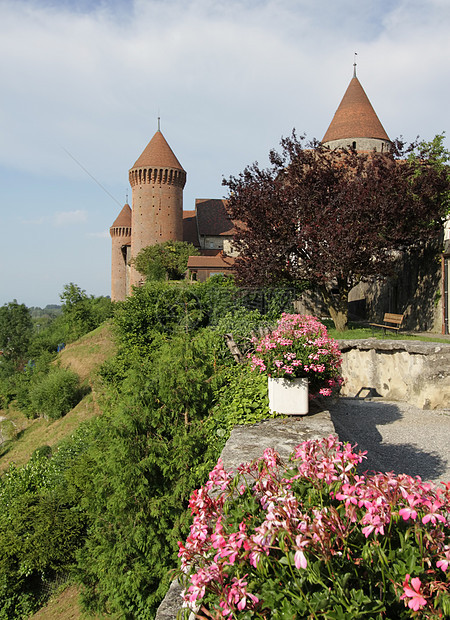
[224, 133, 450, 330]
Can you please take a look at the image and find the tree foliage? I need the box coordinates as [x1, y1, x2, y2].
[60, 283, 113, 341]
[28, 366, 81, 420]
[224, 133, 450, 330]
[133, 241, 200, 282]
[0, 280, 289, 619]
[0, 301, 33, 371]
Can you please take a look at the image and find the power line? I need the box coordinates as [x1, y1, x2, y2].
[62, 146, 122, 207]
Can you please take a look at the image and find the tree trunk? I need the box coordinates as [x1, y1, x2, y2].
[224, 333, 244, 364]
[328, 307, 348, 332]
[318, 281, 349, 331]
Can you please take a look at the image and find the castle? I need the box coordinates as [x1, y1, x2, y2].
[109, 68, 394, 302]
[109, 70, 450, 334]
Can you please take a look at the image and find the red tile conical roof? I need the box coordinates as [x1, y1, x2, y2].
[131, 130, 184, 171]
[110, 203, 131, 228]
[322, 76, 390, 143]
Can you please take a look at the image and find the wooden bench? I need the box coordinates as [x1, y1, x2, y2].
[370, 313, 404, 335]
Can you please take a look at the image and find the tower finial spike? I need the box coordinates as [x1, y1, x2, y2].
[353, 52, 357, 78]
[157, 115, 161, 131]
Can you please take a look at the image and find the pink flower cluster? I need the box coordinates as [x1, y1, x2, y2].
[248, 314, 343, 396]
[177, 436, 450, 618]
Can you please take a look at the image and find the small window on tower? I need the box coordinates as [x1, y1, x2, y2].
[352, 141, 357, 150]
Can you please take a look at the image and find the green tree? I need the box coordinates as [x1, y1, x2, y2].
[411, 133, 450, 215]
[113, 281, 205, 355]
[28, 366, 81, 420]
[0, 301, 32, 371]
[75, 332, 222, 619]
[133, 241, 200, 281]
[60, 283, 113, 341]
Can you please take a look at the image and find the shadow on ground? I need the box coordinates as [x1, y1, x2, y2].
[329, 398, 448, 483]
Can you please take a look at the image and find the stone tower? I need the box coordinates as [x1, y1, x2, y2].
[110, 202, 132, 302]
[322, 68, 391, 153]
[128, 128, 187, 289]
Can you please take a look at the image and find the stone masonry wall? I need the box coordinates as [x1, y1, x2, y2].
[339, 339, 450, 410]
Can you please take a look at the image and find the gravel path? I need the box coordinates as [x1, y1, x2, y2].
[329, 398, 450, 485]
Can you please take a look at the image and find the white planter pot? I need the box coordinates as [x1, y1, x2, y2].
[268, 377, 309, 415]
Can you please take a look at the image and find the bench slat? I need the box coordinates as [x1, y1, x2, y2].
[369, 313, 404, 333]
[383, 313, 403, 325]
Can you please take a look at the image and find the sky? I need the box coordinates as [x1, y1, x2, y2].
[1, 0, 449, 307]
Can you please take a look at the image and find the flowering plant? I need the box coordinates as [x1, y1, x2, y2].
[177, 436, 450, 618]
[248, 314, 343, 396]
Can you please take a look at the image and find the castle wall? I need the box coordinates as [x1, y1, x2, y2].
[324, 137, 391, 152]
[110, 228, 131, 302]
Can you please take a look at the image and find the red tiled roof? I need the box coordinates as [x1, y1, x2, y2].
[196, 198, 235, 237]
[182, 210, 200, 247]
[110, 203, 131, 228]
[131, 130, 185, 171]
[187, 253, 235, 269]
[322, 76, 390, 143]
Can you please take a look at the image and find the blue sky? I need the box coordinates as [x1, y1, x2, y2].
[1, 0, 449, 307]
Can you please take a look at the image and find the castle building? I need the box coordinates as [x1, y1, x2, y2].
[110, 69, 391, 302]
[110, 130, 235, 300]
[111, 69, 393, 301]
[110, 69, 448, 332]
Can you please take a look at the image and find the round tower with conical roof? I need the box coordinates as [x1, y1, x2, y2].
[128, 128, 186, 289]
[110, 203, 132, 302]
[322, 69, 391, 153]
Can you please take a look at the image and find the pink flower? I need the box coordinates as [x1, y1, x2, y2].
[436, 547, 450, 571]
[437, 559, 449, 572]
[294, 549, 307, 569]
[400, 574, 427, 612]
[398, 493, 422, 521]
[225, 576, 259, 613]
[422, 499, 446, 525]
[319, 387, 332, 396]
[293, 534, 309, 570]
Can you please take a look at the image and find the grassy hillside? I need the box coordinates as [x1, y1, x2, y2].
[0, 320, 116, 473]
[0, 321, 117, 619]
[29, 585, 109, 620]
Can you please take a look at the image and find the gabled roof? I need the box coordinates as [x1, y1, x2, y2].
[322, 76, 390, 143]
[131, 130, 185, 171]
[196, 199, 236, 237]
[182, 210, 200, 247]
[110, 203, 131, 228]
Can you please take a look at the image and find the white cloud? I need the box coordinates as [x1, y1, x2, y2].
[1, 1, 448, 168]
[87, 230, 110, 238]
[1, 0, 450, 306]
[53, 210, 88, 227]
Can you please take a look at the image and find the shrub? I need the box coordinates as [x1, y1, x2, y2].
[28, 367, 81, 420]
[213, 308, 273, 363]
[114, 281, 205, 354]
[178, 436, 450, 618]
[0, 444, 90, 620]
[133, 240, 200, 281]
[207, 364, 276, 440]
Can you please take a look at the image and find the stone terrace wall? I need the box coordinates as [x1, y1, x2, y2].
[339, 339, 450, 410]
[155, 411, 335, 619]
